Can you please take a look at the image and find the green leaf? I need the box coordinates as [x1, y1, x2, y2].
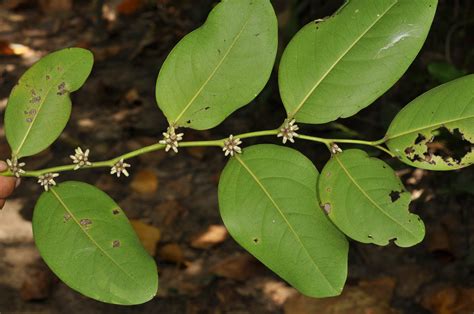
[5, 48, 93, 158]
[318, 149, 425, 247]
[427, 61, 466, 83]
[218, 144, 348, 297]
[279, 0, 437, 124]
[385, 75, 474, 170]
[33, 182, 158, 305]
[155, 0, 277, 130]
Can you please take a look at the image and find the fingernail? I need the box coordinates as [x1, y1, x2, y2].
[15, 178, 21, 188]
[0, 161, 7, 172]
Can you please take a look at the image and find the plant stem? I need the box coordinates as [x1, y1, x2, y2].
[0, 129, 393, 178]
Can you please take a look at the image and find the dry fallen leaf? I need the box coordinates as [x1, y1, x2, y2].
[421, 286, 474, 314]
[130, 169, 159, 195]
[131, 220, 161, 256]
[190, 225, 228, 249]
[211, 253, 261, 281]
[284, 276, 398, 314]
[158, 243, 185, 264]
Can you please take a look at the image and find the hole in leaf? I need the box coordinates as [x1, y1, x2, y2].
[426, 127, 473, 164]
[414, 133, 426, 145]
[112, 209, 120, 215]
[389, 191, 402, 203]
[252, 237, 259, 244]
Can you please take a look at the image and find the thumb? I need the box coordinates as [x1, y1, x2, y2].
[0, 161, 8, 172]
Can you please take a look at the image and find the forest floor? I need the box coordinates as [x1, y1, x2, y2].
[0, 0, 473, 313]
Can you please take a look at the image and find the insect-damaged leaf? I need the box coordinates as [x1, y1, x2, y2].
[33, 182, 158, 305]
[155, 0, 277, 130]
[5, 48, 93, 158]
[278, 0, 437, 124]
[318, 149, 425, 247]
[218, 145, 348, 297]
[386, 75, 474, 170]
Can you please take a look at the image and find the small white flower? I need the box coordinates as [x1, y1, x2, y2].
[277, 119, 299, 144]
[159, 126, 184, 153]
[6, 157, 26, 178]
[110, 159, 131, 177]
[330, 143, 342, 155]
[223, 135, 242, 157]
[70, 147, 92, 170]
[38, 173, 59, 191]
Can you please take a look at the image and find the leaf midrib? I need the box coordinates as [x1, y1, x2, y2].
[50, 188, 142, 290]
[333, 154, 419, 240]
[13, 59, 82, 157]
[235, 155, 337, 294]
[386, 115, 474, 141]
[288, 0, 397, 118]
[172, 9, 253, 125]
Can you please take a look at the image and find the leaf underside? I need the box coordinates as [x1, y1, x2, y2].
[155, 0, 278, 130]
[218, 144, 348, 297]
[386, 74, 474, 170]
[33, 182, 158, 305]
[5, 48, 93, 158]
[318, 149, 425, 247]
[278, 0, 437, 124]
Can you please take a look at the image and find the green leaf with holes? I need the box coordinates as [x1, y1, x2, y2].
[278, 0, 437, 124]
[5, 48, 93, 158]
[155, 0, 277, 130]
[385, 75, 474, 170]
[32, 182, 158, 305]
[318, 149, 425, 247]
[218, 144, 348, 297]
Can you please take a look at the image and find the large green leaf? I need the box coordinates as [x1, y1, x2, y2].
[279, 0, 437, 124]
[33, 182, 158, 305]
[155, 0, 277, 130]
[5, 48, 93, 158]
[318, 149, 425, 247]
[385, 75, 474, 170]
[218, 144, 348, 297]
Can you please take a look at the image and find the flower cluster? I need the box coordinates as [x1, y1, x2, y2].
[277, 119, 299, 144]
[223, 135, 242, 157]
[38, 173, 59, 191]
[6, 157, 26, 178]
[110, 159, 131, 177]
[70, 147, 92, 170]
[330, 143, 343, 155]
[159, 126, 184, 153]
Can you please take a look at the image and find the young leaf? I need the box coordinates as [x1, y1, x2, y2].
[32, 182, 158, 305]
[155, 0, 277, 130]
[5, 48, 93, 158]
[318, 149, 425, 247]
[218, 144, 348, 297]
[385, 75, 474, 170]
[279, 0, 437, 124]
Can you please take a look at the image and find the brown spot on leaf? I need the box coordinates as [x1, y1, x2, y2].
[63, 213, 71, 222]
[30, 96, 41, 104]
[57, 82, 67, 96]
[112, 240, 121, 248]
[80, 219, 92, 228]
[112, 209, 120, 215]
[321, 203, 331, 215]
[46, 75, 50, 80]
